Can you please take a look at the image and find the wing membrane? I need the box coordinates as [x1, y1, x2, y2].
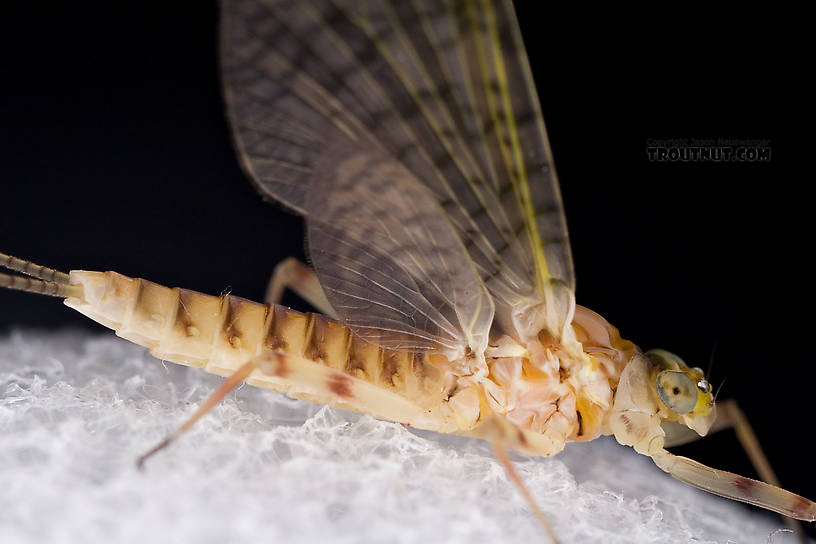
[306, 143, 493, 358]
[221, 0, 575, 350]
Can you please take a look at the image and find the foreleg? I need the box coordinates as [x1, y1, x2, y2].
[661, 399, 809, 538]
[664, 399, 780, 488]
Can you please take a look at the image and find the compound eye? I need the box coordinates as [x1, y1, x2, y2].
[656, 370, 697, 414]
[645, 349, 684, 370]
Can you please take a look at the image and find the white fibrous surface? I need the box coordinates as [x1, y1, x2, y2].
[0, 330, 798, 544]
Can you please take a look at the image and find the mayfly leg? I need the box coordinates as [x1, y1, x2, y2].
[472, 414, 562, 543]
[492, 442, 560, 544]
[664, 400, 783, 487]
[137, 359, 259, 469]
[663, 399, 807, 541]
[137, 347, 437, 468]
[265, 257, 336, 318]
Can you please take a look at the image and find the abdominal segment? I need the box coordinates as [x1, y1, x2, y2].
[65, 271, 467, 431]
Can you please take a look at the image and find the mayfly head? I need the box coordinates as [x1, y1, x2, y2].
[609, 348, 716, 457]
[646, 349, 716, 436]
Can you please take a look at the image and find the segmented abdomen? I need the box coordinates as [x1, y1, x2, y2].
[64, 271, 450, 412]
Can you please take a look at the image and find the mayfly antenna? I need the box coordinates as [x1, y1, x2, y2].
[714, 377, 727, 402]
[0, 252, 83, 299]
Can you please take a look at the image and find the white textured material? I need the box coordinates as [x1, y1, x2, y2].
[0, 330, 796, 543]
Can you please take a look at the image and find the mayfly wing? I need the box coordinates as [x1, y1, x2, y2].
[221, 0, 575, 352]
[306, 142, 494, 359]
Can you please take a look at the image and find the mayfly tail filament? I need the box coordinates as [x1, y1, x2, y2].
[0, 252, 82, 298]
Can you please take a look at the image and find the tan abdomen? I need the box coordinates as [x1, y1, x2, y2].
[64, 271, 450, 411]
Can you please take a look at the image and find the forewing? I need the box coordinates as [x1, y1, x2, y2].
[306, 144, 493, 359]
[221, 0, 575, 343]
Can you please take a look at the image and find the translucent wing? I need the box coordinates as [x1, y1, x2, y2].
[221, 0, 575, 349]
[306, 142, 493, 359]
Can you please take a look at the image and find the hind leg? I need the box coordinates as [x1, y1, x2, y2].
[266, 257, 336, 318]
[136, 348, 437, 468]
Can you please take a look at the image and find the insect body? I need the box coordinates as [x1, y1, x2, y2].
[0, 262, 637, 454]
[1, 0, 813, 540]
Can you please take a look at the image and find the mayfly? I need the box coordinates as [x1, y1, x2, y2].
[0, 0, 812, 541]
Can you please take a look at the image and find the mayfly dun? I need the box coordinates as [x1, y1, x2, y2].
[0, 1, 810, 542]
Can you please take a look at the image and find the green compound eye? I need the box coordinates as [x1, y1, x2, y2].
[656, 370, 697, 414]
[645, 349, 685, 371]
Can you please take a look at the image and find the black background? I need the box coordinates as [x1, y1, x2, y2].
[1, 2, 810, 534]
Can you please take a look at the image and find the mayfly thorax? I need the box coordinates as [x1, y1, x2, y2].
[1, 1, 812, 542]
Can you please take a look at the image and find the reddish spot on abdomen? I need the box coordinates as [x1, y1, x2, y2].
[328, 373, 353, 399]
[272, 352, 290, 378]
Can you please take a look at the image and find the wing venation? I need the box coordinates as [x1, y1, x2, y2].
[221, 0, 576, 349]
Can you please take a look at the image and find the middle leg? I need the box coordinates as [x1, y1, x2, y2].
[265, 257, 336, 318]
